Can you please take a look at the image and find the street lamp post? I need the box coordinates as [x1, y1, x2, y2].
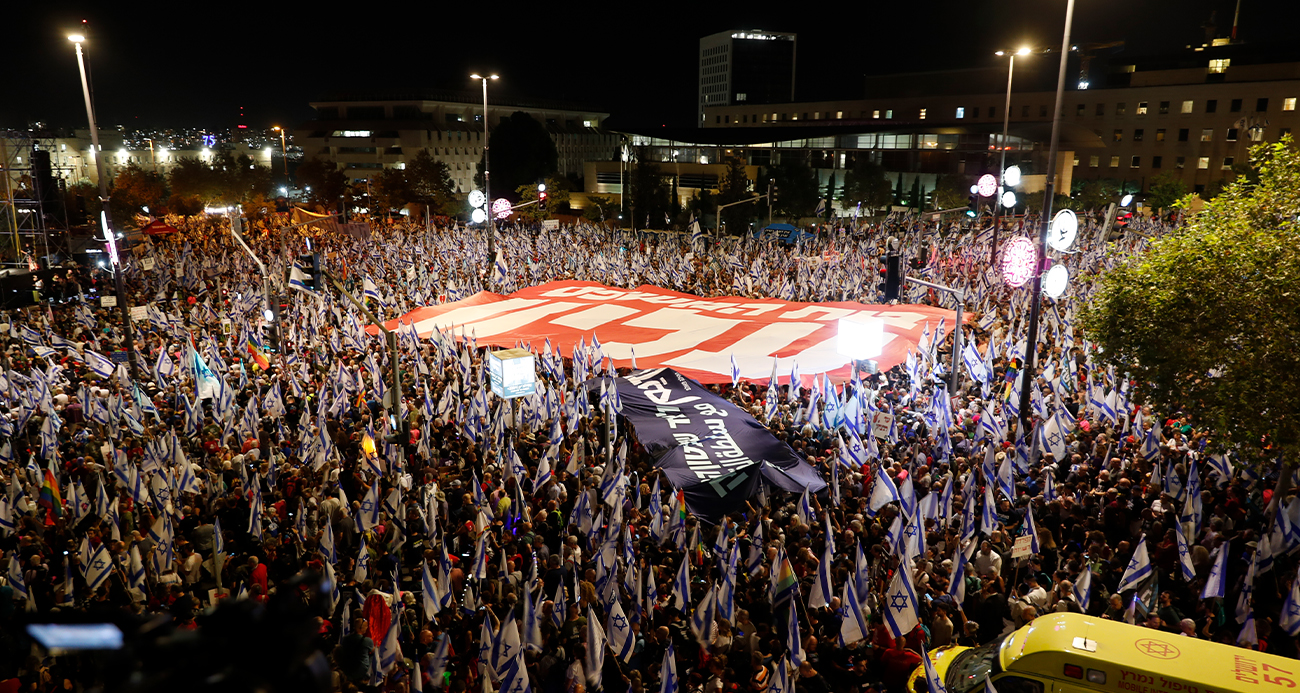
[471, 73, 498, 286]
[68, 33, 142, 384]
[993, 47, 1031, 261]
[1018, 0, 1076, 433]
[272, 126, 288, 175]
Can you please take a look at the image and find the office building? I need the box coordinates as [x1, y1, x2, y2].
[698, 30, 797, 126]
[293, 90, 617, 190]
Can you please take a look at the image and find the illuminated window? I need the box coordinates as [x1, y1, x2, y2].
[1136, 102, 1148, 115]
[836, 111, 843, 119]
[956, 107, 965, 119]
[872, 110, 880, 119]
[1156, 129, 1166, 141]
[1284, 98, 1297, 111]
[1208, 58, 1230, 73]
[1109, 155, 1120, 167]
[1181, 100, 1194, 113]
[1089, 155, 1099, 167]
[919, 108, 927, 119]
[1198, 156, 1210, 169]
[886, 110, 893, 119]
[1113, 129, 1123, 142]
[1249, 128, 1264, 142]
[1201, 128, 1213, 142]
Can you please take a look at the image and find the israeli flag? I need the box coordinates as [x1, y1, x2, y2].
[921, 648, 949, 693]
[1175, 525, 1196, 581]
[289, 265, 315, 294]
[882, 560, 920, 638]
[670, 554, 691, 611]
[85, 350, 117, 379]
[1201, 544, 1229, 599]
[1280, 565, 1300, 636]
[867, 466, 901, 515]
[1073, 565, 1092, 611]
[1117, 534, 1152, 593]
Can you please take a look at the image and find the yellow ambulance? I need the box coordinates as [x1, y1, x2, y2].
[910, 613, 1297, 693]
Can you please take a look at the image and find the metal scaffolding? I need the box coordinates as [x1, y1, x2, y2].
[1, 130, 71, 266]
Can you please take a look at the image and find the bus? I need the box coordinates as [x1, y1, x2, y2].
[910, 613, 1297, 693]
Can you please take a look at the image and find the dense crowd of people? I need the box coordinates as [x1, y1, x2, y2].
[0, 208, 1293, 693]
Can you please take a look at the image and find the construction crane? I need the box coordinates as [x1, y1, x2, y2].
[1071, 40, 1125, 88]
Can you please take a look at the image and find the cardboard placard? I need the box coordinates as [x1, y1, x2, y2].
[141, 257, 156, 271]
[130, 306, 149, 321]
[1011, 535, 1034, 558]
[101, 296, 117, 308]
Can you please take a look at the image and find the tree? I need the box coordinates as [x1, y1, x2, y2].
[842, 158, 893, 214]
[1022, 190, 1074, 215]
[1144, 171, 1189, 211]
[372, 167, 411, 214]
[168, 157, 223, 205]
[513, 175, 571, 223]
[931, 174, 970, 211]
[627, 147, 672, 229]
[475, 111, 558, 198]
[295, 158, 350, 210]
[110, 162, 167, 223]
[582, 195, 616, 224]
[717, 156, 754, 234]
[1072, 178, 1122, 212]
[407, 151, 458, 216]
[767, 158, 819, 219]
[1082, 136, 1300, 505]
[686, 189, 717, 229]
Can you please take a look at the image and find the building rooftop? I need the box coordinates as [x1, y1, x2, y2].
[311, 89, 606, 115]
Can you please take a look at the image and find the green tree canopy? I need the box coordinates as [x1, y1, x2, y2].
[407, 151, 458, 215]
[1082, 136, 1300, 490]
[476, 111, 558, 198]
[717, 156, 754, 234]
[626, 147, 672, 229]
[295, 158, 350, 210]
[767, 158, 819, 219]
[110, 162, 167, 223]
[1144, 171, 1189, 211]
[930, 174, 970, 211]
[841, 158, 893, 214]
[514, 175, 571, 223]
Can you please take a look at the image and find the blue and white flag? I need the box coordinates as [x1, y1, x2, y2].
[1073, 565, 1092, 611]
[839, 579, 871, 645]
[1280, 565, 1300, 636]
[658, 643, 678, 693]
[882, 561, 920, 638]
[868, 466, 900, 515]
[607, 599, 634, 663]
[1117, 534, 1152, 593]
[1201, 544, 1229, 599]
[670, 554, 690, 611]
[1175, 525, 1196, 581]
[921, 649, 948, 693]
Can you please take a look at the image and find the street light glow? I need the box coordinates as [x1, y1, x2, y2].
[1017, 46, 1032, 55]
[67, 34, 85, 43]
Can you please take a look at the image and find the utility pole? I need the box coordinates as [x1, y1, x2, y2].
[905, 276, 964, 396]
[229, 209, 281, 351]
[69, 33, 142, 384]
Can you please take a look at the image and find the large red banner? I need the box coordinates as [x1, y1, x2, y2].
[379, 281, 957, 385]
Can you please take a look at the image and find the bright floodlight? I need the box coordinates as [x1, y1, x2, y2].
[969, 184, 979, 194]
[537, 183, 546, 192]
[838, 315, 885, 360]
[1017, 46, 1032, 55]
[68, 34, 85, 43]
[263, 309, 275, 322]
[471, 208, 487, 224]
[1001, 191, 1017, 208]
[1048, 209, 1079, 251]
[468, 189, 486, 209]
[1003, 165, 1021, 187]
[1120, 194, 1134, 207]
[995, 50, 1005, 56]
[1044, 264, 1070, 297]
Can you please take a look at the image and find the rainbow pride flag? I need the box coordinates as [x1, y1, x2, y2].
[39, 470, 62, 517]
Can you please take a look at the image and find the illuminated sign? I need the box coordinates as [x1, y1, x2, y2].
[488, 348, 536, 398]
[1001, 236, 1038, 288]
[977, 174, 998, 198]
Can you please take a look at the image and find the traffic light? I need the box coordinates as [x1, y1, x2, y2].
[966, 194, 978, 218]
[295, 253, 321, 291]
[538, 183, 547, 204]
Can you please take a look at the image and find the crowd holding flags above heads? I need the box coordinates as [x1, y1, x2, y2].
[0, 207, 1295, 693]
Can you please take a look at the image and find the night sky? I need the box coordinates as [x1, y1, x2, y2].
[5, 0, 1291, 133]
